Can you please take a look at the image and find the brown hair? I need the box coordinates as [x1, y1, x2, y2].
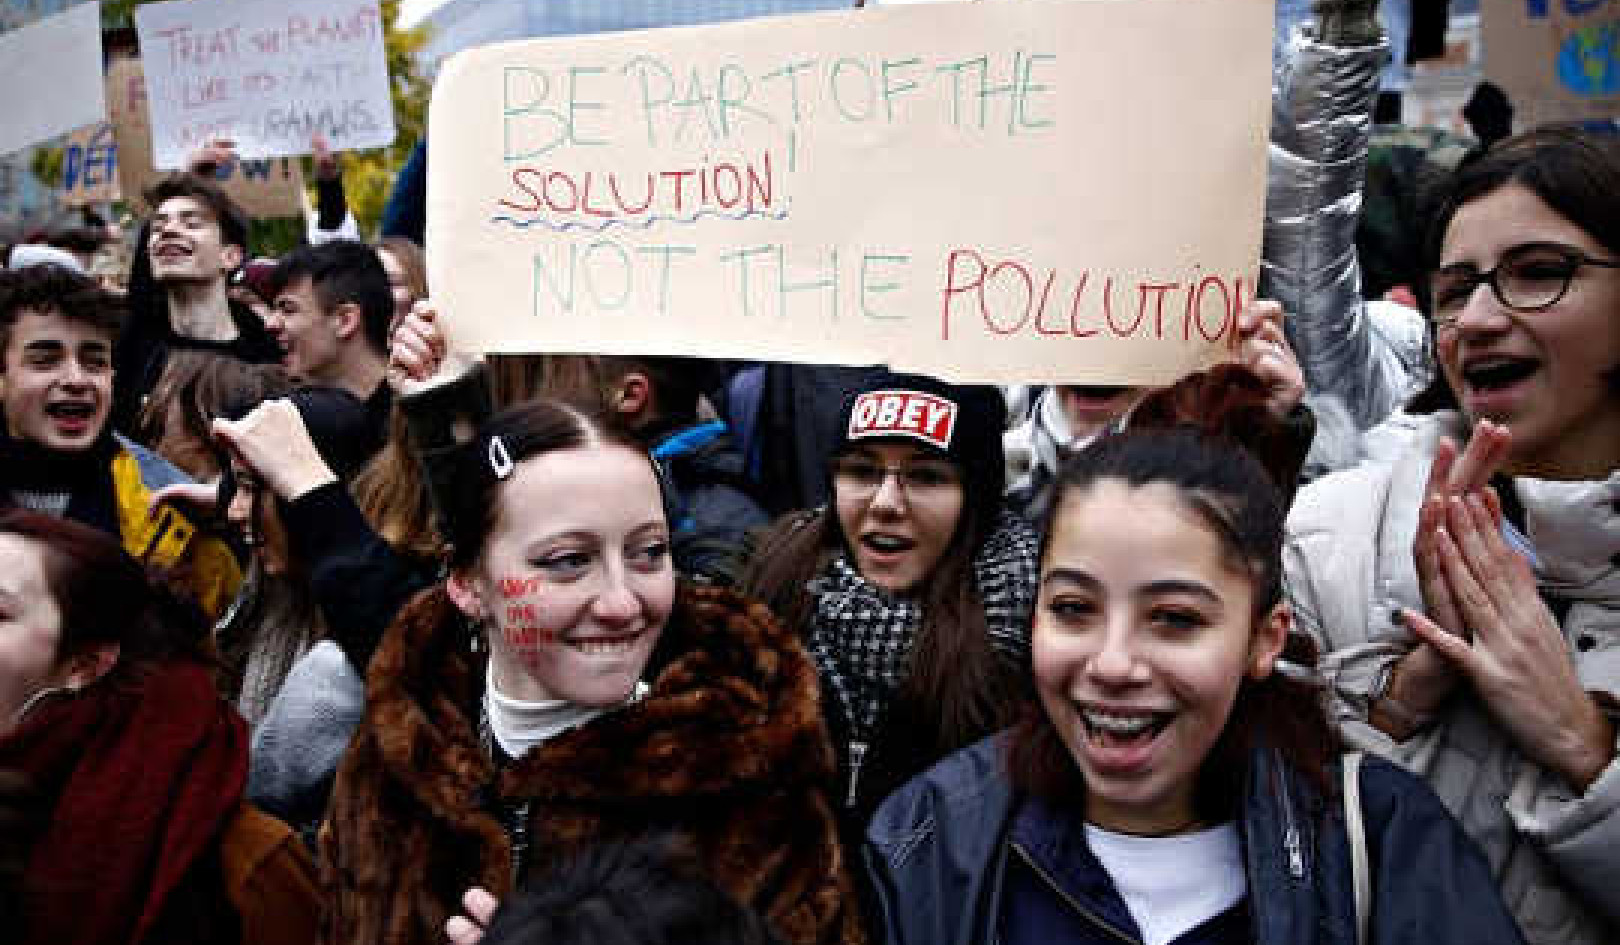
[442, 398, 651, 571]
[1007, 425, 1335, 816]
[138, 351, 293, 479]
[352, 407, 442, 559]
[0, 508, 205, 682]
[0, 263, 124, 362]
[740, 491, 1021, 757]
[1412, 126, 1620, 411]
[376, 236, 428, 303]
[485, 353, 616, 413]
[144, 172, 249, 252]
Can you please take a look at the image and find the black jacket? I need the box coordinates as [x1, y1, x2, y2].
[650, 419, 769, 582]
[866, 734, 1526, 945]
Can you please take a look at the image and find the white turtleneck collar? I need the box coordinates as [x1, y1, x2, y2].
[484, 663, 649, 759]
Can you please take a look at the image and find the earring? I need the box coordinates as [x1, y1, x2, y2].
[467, 614, 486, 654]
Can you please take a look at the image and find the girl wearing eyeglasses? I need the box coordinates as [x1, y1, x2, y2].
[741, 373, 1039, 836]
[1287, 127, 1620, 943]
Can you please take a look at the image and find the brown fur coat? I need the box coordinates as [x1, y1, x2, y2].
[320, 582, 865, 945]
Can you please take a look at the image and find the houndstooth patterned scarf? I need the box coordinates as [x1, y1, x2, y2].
[805, 509, 1040, 739]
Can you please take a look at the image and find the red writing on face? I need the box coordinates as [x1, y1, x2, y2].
[504, 625, 561, 649]
[500, 577, 543, 598]
[847, 391, 958, 450]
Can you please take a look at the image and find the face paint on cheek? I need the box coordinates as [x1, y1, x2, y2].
[499, 577, 543, 598]
[497, 585, 560, 673]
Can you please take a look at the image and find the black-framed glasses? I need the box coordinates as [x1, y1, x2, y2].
[1430, 241, 1620, 330]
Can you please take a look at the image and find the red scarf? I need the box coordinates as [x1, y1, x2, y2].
[0, 659, 247, 945]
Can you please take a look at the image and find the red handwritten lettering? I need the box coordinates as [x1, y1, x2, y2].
[939, 248, 1243, 348]
[494, 152, 776, 220]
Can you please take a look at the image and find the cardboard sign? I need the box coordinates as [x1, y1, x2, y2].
[1484, 0, 1620, 127]
[106, 57, 305, 219]
[427, 0, 1273, 385]
[134, 0, 396, 168]
[61, 123, 122, 206]
[0, 2, 106, 156]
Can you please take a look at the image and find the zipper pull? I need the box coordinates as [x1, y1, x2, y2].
[845, 740, 869, 809]
[1283, 825, 1304, 878]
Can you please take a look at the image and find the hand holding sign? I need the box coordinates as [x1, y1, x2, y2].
[1235, 300, 1305, 419]
[426, 0, 1275, 385]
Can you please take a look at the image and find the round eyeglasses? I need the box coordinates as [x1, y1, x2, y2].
[1429, 241, 1620, 330]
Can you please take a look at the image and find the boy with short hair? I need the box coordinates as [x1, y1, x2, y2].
[1, 263, 241, 619]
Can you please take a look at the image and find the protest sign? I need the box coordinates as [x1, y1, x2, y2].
[1484, 0, 1619, 127]
[134, 0, 396, 168]
[427, 0, 1274, 386]
[0, 2, 106, 156]
[106, 56, 305, 219]
[61, 123, 121, 206]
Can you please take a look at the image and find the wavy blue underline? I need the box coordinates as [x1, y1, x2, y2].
[490, 205, 792, 233]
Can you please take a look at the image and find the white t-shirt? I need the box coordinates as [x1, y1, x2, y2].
[1083, 822, 1246, 945]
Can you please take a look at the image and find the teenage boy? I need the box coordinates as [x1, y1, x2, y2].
[114, 173, 282, 433]
[1, 264, 241, 619]
[263, 239, 395, 456]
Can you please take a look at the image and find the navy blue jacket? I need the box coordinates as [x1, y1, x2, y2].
[866, 734, 1526, 945]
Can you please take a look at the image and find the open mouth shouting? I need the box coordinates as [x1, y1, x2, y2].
[44, 400, 100, 438]
[860, 531, 916, 559]
[1059, 384, 1141, 432]
[1458, 352, 1541, 415]
[150, 239, 195, 267]
[1076, 702, 1175, 774]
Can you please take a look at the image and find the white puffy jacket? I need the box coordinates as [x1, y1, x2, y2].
[1285, 410, 1620, 944]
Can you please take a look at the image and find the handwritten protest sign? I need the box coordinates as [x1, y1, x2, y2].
[106, 57, 304, 219]
[134, 0, 396, 168]
[0, 2, 106, 156]
[61, 123, 122, 206]
[427, 0, 1273, 385]
[1484, 0, 1620, 127]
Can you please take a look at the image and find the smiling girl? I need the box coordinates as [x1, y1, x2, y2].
[741, 372, 1038, 829]
[1288, 127, 1620, 944]
[868, 427, 1524, 945]
[319, 398, 863, 945]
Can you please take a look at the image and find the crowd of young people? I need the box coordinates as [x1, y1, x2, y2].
[1, 4, 1616, 945]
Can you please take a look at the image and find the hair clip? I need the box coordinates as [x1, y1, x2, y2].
[488, 435, 515, 480]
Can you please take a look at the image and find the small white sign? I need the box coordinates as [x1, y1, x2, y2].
[135, 0, 396, 168]
[0, 2, 107, 157]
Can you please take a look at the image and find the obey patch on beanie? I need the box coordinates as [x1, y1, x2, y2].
[847, 390, 959, 450]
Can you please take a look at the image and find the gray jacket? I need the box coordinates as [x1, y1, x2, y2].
[1285, 411, 1620, 944]
[248, 640, 365, 845]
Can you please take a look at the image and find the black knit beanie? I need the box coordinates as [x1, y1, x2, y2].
[831, 371, 1006, 516]
[216, 385, 374, 507]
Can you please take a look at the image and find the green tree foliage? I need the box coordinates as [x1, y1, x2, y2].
[30, 147, 65, 190]
[102, 0, 430, 238]
[347, 0, 430, 236]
